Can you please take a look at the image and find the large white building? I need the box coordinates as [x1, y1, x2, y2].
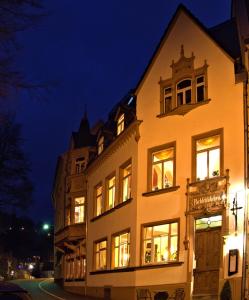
[53, 1, 249, 299]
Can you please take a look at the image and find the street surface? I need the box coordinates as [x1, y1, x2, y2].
[12, 279, 98, 300]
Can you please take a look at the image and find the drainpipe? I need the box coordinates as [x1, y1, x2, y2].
[242, 45, 249, 300]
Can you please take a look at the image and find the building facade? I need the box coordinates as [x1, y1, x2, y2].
[53, 1, 249, 299]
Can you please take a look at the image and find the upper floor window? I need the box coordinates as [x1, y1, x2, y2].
[149, 143, 175, 191]
[98, 136, 104, 155]
[113, 231, 130, 268]
[94, 239, 107, 270]
[177, 79, 191, 106]
[107, 175, 115, 210]
[117, 114, 125, 135]
[95, 184, 103, 216]
[142, 221, 178, 265]
[120, 163, 131, 202]
[75, 157, 85, 174]
[74, 197, 85, 223]
[194, 131, 222, 181]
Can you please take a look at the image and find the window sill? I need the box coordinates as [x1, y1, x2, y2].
[142, 186, 180, 197]
[90, 198, 132, 222]
[90, 261, 183, 275]
[157, 99, 211, 117]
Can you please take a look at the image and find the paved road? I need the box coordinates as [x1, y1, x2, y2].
[12, 279, 99, 300]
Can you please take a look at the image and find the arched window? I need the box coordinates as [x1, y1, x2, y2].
[176, 79, 192, 106]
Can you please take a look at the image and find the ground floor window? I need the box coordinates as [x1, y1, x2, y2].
[142, 221, 178, 264]
[113, 231, 130, 268]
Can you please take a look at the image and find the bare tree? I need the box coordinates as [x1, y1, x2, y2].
[0, 112, 33, 210]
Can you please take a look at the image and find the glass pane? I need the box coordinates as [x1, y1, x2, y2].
[164, 96, 172, 113]
[114, 236, 119, 247]
[197, 135, 220, 151]
[197, 76, 204, 84]
[123, 164, 131, 177]
[96, 186, 102, 196]
[152, 164, 162, 190]
[177, 92, 183, 106]
[144, 227, 152, 239]
[197, 151, 207, 180]
[74, 205, 84, 223]
[108, 187, 115, 208]
[96, 254, 99, 269]
[170, 236, 178, 260]
[153, 237, 161, 262]
[114, 247, 119, 267]
[144, 241, 152, 263]
[197, 85, 204, 102]
[120, 233, 128, 244]
[177, 79, 191, 89]
[196, 215, 222, 230]
[209, 148, 220, 177]
[163, 160, 173, 188]
[153, 224, 169, 236]
[75, 197, 85, 205]
[100, 250, 106, 269]
[171, 222, 178, 235]
[109, 176, 115, 188]
[160, 236, 169, 262]
[153, 148, 173, 162]
[186, 89, 191, 104]
[164, 87, 172, 94]
[100, 240, 106, 249]
[120, 243, 129, 267]
[96, 195, 102, 216]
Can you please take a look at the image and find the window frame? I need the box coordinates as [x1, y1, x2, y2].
[94, 238, 108, 271]
[176, 78, 192, 106]
[147, 141, 176, 192]
[111, 229, 130, 269]
[119, 159, 132, 203]
[73, 196, 85, 224]
[106, 173, 116, 210]
[94, 182, 103, 217]
[75, 157, 85, 174]
[117, 113, 125, 135]
[192, 128, 224, 181]
[141, 219, 180, 266]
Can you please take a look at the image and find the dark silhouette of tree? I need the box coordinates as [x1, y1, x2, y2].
[0, 112, 33, 210]
[0, 0, 48, 100]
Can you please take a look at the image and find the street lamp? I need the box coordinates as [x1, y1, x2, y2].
[42, 223, 50, 231]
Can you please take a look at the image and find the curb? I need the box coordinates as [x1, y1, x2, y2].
[38, 279, 66, 300]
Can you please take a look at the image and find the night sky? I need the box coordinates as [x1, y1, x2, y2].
[13, 0, 231, 223]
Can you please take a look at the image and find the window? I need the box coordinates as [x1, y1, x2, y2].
[117, 113, 125, 135]
[95, 184, 103, 216]
[121, 163, 131, 202]
[196, 76, 205, 102]
[98, 136, 104, 155]
[195, 133, 221, 180]
[150, 145, 175, 191]
[142, 221, 178, 265]
[163, 87, 172, 114]
[107, 176, 115, 209]
[95, 240, 107, 270]
[74, 197, 85, 223]
[177, 79, 192, 106]
[75, 157, 85, 174]
[113, 231, 130, 268]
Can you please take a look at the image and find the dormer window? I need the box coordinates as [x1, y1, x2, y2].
[176, 79, 192, 106]
[159, 46, 208, 116]
[75, 157, 85, 174]
[98, 136, 104, 155]
[117, 113, 125, 135]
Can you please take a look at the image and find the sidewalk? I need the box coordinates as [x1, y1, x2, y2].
[40, 279, 101, 300]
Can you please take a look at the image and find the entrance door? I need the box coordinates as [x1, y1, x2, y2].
[193, 227, 221, 296]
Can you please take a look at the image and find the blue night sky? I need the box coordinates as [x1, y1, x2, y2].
[13, 0, 231, 222]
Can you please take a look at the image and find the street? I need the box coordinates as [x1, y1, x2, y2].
[12, 278, 95, 300]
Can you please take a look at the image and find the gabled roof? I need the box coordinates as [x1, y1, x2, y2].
[134, 4, 240, 94]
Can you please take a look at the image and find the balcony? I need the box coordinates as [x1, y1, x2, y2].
[186, 169, 229, 214]
[55, 223, 86, 245]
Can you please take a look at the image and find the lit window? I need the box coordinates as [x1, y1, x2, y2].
[95, 240, 107, 270]
[98, 136, 104, 155]
[75, 157, 85, 174]
[151, 146, 174, 191]
[164, 87, 172, 114]
[196, 76, 205, 102]
[107, 176, 115, 209]
[74, 197, 85, 223]
[113, 232, 130, 268]
[117, 114, 125, 135]
[121, 163, 131, 202]
[143, 221, 178, 265]
[195, 215, 222, 230]
[196, 134, 220, 180]
[177, 79, 192, 106]
[95, 185, 103, 216]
